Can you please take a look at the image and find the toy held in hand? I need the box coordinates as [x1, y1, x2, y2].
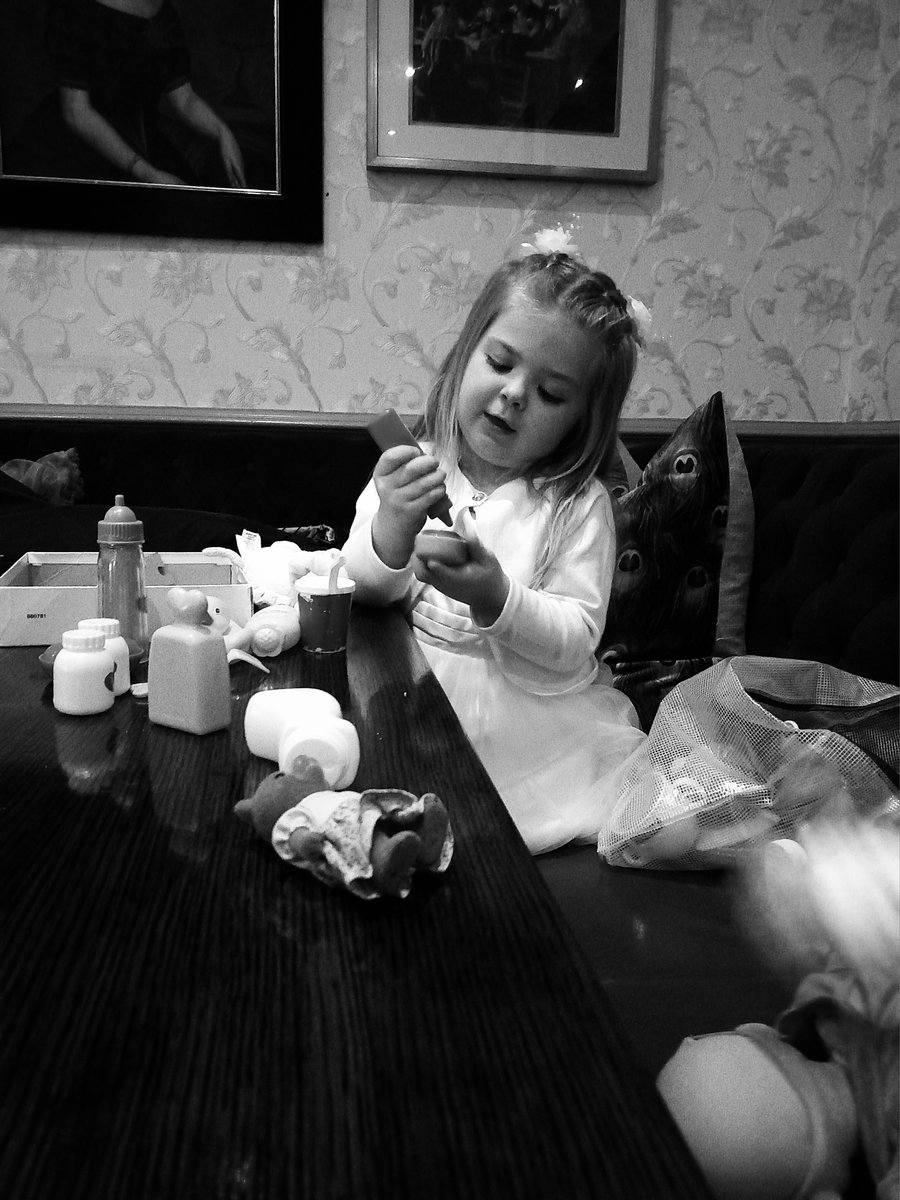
[413, 529, 469, 567]
[368, 409, 453, 526]
[234, 757, 454, 899]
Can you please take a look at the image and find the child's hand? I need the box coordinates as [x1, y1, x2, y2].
[371, 446, 447, 568]
[415, 532, 510, 626]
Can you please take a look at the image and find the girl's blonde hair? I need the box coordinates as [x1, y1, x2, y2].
[417, 252, 642, 587]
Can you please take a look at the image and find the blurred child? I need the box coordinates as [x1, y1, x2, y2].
[657, 817, 899, 1200]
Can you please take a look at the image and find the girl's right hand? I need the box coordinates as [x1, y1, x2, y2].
[371, 446, 448, 568]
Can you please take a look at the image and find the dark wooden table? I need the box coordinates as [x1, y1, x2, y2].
[0, 605, 710, 1200]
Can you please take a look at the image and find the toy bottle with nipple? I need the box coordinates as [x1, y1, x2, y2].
[97, 495, 149, 655]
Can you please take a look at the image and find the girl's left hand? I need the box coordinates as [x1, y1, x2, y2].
[415, 534, 509, 626]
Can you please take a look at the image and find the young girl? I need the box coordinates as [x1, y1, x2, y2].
[342, 238, 647, 853]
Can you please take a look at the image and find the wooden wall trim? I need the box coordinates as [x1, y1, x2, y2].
[0, 403, 896, 441]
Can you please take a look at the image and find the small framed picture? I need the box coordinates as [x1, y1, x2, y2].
[0, 0, 322, 243]
[367, 0, 664, 184]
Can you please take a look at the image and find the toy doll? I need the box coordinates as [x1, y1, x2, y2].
[657, 817, 899, 1200]
[234, 756, 453, 899]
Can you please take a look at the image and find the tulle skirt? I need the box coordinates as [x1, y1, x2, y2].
[420, 641, 647, 854]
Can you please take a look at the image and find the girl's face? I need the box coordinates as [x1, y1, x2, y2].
[455, 297, 598, 490]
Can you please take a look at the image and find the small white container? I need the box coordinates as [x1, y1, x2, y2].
[78, 616, 131, 695]
[53, 629, 116, 716]
[243, 688, 342, 761]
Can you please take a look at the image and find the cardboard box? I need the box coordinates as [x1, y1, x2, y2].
[0, 552, 252, 646]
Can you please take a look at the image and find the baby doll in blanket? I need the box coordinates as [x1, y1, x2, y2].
[235, 756, 453, 900]
[657, 816, 899, 1200]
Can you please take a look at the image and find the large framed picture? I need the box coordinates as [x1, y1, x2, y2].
[367, 0, 664, 184]
[0, 0, 322, 243]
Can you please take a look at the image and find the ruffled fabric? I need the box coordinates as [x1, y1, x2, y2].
[271, 788, 453, 899]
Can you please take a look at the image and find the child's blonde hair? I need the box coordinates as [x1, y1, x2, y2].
[417, 251, 642, 587]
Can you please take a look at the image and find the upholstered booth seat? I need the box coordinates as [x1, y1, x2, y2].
[744, 441, 898, 685]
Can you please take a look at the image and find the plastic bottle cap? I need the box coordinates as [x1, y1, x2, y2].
[79, 617, 122, 637]
[62, 629, 107, 652]
[98, 494, 144, 542]
[278, 718, 360, 790]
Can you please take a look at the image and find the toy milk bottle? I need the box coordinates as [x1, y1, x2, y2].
[53, 629, 116, 715]
[148, 587, 231, 735]
[97, 495, 149, 656]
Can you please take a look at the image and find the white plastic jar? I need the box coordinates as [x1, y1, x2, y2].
[78, 616, 131, 695]
[243, 688, 358, 789]
[244, 688, 343, 760]
[53, 629, 116, 715]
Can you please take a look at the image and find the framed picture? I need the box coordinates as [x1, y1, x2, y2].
[367, 0, 664, 184]
[0, 0, 322, 243]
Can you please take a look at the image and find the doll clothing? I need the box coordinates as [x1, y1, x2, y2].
[271, 788, 453, 900]
[778, 965, 899, 1200]
[272, 789, 396, 899]
[342, 456, 645, 854]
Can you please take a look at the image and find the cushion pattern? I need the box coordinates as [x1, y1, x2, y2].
[600, 392, 754, 729]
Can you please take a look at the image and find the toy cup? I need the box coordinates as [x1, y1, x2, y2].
[295, 559, 356, 653]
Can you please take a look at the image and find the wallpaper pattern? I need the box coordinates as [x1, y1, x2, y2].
[0, 0, 898, 424]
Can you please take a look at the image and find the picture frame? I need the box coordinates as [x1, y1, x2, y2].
[367, 0, 664, 184]
[0, 1, 322, 244]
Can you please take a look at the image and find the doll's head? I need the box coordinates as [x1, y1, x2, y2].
[234, 758, 328, 839]
[421, 250, 642, 490]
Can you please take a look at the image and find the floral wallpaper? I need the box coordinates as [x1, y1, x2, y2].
[0, 0, 897, 424]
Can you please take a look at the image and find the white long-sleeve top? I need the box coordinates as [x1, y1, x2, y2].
[342, 458, 617, 696]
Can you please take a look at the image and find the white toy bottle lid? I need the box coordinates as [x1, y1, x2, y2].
[62, 629, 106, 652]
[79, 617, 122, 637]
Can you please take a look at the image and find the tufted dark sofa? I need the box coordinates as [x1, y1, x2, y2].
[2, 410, 896, 685]
[2, 407, 897, 1096]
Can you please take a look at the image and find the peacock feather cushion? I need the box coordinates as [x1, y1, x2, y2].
[600, 392, 754, 729]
